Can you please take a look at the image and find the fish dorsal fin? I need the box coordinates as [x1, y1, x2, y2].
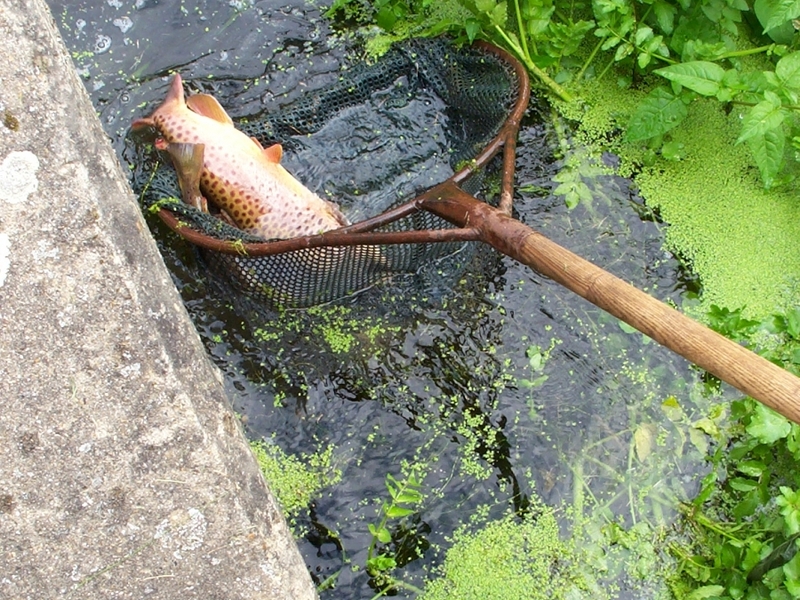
[262, 143, 283, 163]
[186, 93, 234, 126]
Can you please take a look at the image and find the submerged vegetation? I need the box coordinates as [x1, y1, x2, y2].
[667, 307, 800, 598]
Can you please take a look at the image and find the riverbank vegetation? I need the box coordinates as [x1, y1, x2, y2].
[315, 1, 800, 597]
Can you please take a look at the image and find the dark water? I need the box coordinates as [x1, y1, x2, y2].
[48, 1, 711, 596]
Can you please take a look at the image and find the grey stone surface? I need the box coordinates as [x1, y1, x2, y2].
[0, 0, 318, 598]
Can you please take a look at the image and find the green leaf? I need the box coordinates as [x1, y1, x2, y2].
[490, 2, 507, 27]
[634, 423, 657, 462]
[787, 308, 800, 339]
[746, 402, 792, 443]
[661, 396, 685, 422]
[653, 0, 677, 33]
[634, 26, 653, 46]
[626, 86, 688, 142]
[686, 585, 725, 599]
[524, 3, 554, 36]
[655, 61, 726, 96]
[729, 477, 758, 492]
[369, 524, 393, 543]
[777, 52, 800, 88]
[385, 505, 415, 518]
[756, 0, 800, 32]
[747, 126, 785, 188]
[785, 550, 800, 596]
[736, 460, 767, 477]
[475, 0, 496, 15]
[465, 18, 483, 42]
[661, 140, 686, 160]
[553, 180, 592, 209]
[737, 97, 784, 144]
[396, 489, 423, 504]
[367, 553, 396, 572]
[615, 42, 634, 62]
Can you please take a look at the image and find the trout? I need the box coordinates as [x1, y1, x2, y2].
[131, 74, 349, 240]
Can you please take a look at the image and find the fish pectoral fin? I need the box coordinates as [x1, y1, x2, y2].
[164, 142, 208, 212]
[325, 199, 349, 227]
[261, 143, 283, 163]
[186, 93, 234, 126]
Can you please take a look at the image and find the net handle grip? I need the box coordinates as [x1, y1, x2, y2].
[423, 183, 800, 424]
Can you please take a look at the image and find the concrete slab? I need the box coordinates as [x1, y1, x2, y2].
[0, 0, 318, 598]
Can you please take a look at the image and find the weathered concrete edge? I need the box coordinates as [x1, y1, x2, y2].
[0, 1, 318, 598]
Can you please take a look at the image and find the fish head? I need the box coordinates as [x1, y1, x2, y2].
[130, 74, 188, 143]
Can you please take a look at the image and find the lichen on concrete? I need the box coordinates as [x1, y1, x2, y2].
[0, 150, 40, 204]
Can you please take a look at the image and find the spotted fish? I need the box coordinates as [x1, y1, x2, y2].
[131, 73, 349, 239]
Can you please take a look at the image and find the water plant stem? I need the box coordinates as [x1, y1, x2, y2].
[491, 24, 575, 103]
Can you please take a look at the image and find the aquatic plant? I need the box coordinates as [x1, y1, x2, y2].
[326, 0, 800, 189]
[420, 508, 588, 600]
[668, 306, 800, 598]
[250, 439, 342, 531]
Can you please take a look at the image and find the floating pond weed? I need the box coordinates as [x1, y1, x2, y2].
[250, 438, 342, 534]
[420, 506, 599, 600]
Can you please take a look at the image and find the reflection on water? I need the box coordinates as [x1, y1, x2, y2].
[48, 0, 712, 596]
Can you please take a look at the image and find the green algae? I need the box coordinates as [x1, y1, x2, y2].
[420, 509, 601, 600]
[560, 78, 800, 318]
[630, 99, 800, 318]
[249, 439, 341, 530]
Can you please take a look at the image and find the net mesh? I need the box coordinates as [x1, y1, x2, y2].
[132, 38, 521, 308]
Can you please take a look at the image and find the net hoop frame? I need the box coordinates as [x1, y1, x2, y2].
[152, 40, 531, 257]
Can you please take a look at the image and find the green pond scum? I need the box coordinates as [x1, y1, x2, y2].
[556, 77, 800, 319]
[250, 438, 342, 533]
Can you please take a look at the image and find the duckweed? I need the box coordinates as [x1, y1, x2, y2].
[420, 509, 592, 600]
[563, 79, 800, 318]
[250, 439, 341, 528]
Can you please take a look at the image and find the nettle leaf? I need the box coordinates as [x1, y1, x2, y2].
[653, 0, 677, 33]
[475, 0, 496, 15]
[758, 0, 800, 32]
[626, 86, 688, 141]
[747, 125, 785, 188]
[746, 402, 792, 443]
[655, 61, 725, 96]
[777, 52, 800, 88]
[737, 95, 784, 144]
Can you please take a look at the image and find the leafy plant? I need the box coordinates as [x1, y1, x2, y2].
[365, 471, 426, 597]
[325, 0, 800, 189]
[668, 306, 800, 598]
